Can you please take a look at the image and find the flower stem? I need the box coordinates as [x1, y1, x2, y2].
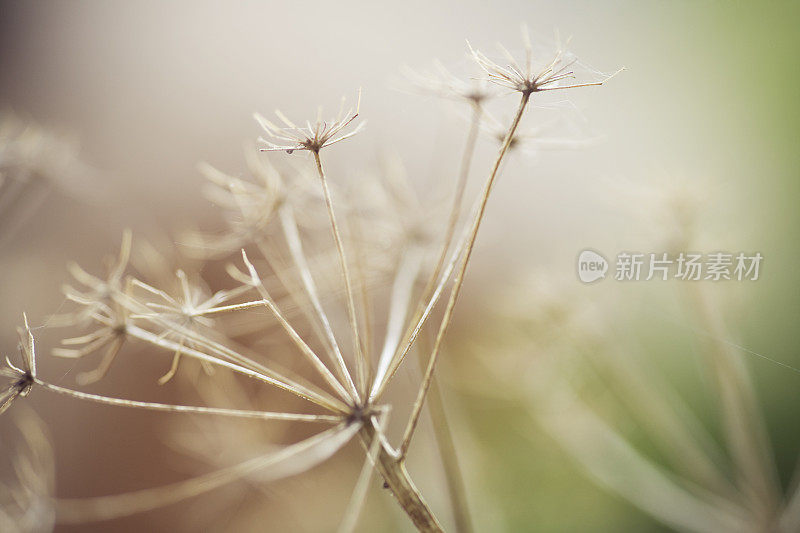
[313, 151, 367, 402]
[411, 102, 483, 328]
[126, 323, 347, 413]
[34, 379, 339, 422]
[279, 205, 359, 401]
[400, 92, 530, 457]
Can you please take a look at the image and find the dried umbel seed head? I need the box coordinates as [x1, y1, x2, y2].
[55, 229, 133, 327]
[0, 25, 622, 533]
[127, 269, 256, 384]
[255, 91, 365, 154]
[403, 59, 495, 106]
[468, 27, 622, 95]
[51, 298, 130, 386]
[1, 314, 37, 415]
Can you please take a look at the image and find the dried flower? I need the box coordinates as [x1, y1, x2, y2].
[1, 314, 37, 415]
[184, 151, 333, 258]
[52, 298, 130, 385]
[255, 91, 364, 153]
[403, 60, 494, 106]
[128, 270, 256, 383]
[2, 25, 623, 533]
[469, 27, 622, 95]
[54, 230, 133, 327]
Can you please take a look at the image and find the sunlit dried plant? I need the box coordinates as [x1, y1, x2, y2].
[1, 28, 617, 532]
[1, 315, 36, 415]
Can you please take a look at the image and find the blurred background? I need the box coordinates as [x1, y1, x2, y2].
[1, 1, 800, 531]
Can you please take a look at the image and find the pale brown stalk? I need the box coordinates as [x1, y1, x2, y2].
[241, 250, 354, 405]
[400, 92, 530, 456]
[359, 422, 444, 532]
[405, 102, 483, 342]
[126, 322, 347, 413]
[279, 206, 359, 400]
[35, 380, 339, 423]
[313, 151, 368, 402]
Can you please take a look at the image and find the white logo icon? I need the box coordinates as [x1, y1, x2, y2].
[577, 249, 608, 283]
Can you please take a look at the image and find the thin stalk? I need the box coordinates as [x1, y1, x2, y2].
[346, 207, 375, 386]
[134, 299, 270, 321]
[400, 92, 530, 456]
[35, 380, 340, 423]
[313, 151, 368, 401]
[429, 379, 473, 533]
[191, 300, 268, 316]
[126, 324, 346, 413]
[369, 216, 473, 400]
[369, 104, 491, 400]
[397, 103, 483, 358]
[373, 246, 425, 392]
[255, 235, 343, 377]
[419, 328, 474, 533]
[339, 412, 389, 533]
[279, 205, 359, 400]
[128, 308, 340, 407]
[241, 251, 354, 404]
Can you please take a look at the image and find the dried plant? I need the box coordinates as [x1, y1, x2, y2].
[1, 28, 617, 531]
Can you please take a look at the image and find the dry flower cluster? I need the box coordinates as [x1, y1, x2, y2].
[1, 28, 619, 531]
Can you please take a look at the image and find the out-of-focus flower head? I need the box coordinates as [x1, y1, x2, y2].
[403, 60, 495, 106]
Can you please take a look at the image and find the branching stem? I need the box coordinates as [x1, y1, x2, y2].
[359, 422, 443, 532]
